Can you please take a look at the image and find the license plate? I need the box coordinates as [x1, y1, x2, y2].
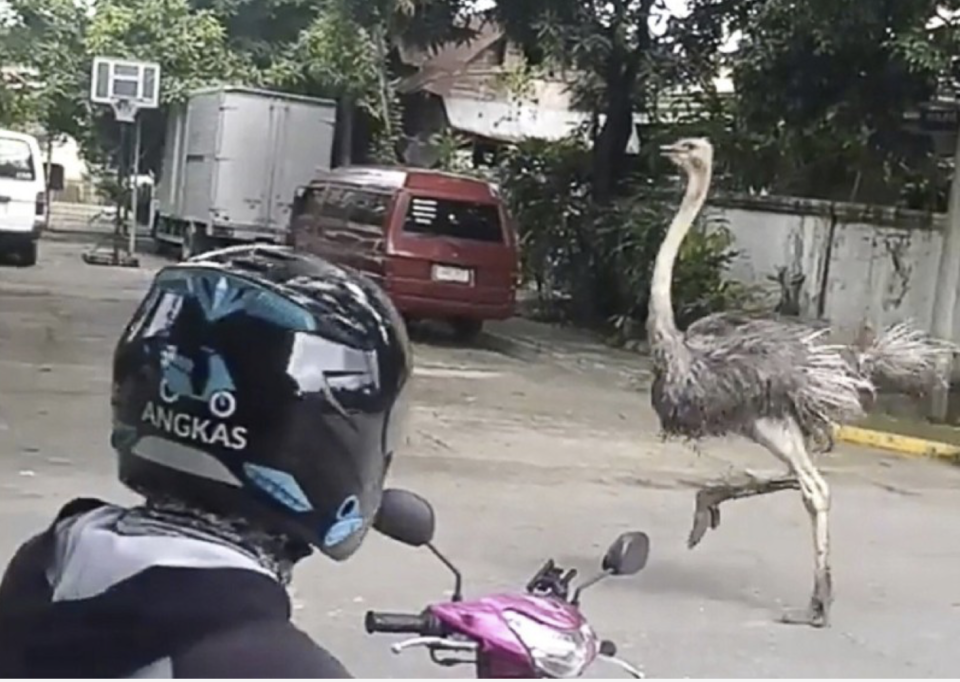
[431, 264, 472, 284]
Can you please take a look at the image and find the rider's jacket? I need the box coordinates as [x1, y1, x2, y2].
[0, 498, 351, 678]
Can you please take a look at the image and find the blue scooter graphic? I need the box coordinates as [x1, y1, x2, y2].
[159, 346, 237, 419]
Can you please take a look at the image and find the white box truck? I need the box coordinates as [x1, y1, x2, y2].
[153, 85, 338, 258]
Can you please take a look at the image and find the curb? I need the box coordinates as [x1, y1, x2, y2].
[833, 424, 960, 461]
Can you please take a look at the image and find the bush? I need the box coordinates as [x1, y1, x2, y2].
[497, 137, 752, 341]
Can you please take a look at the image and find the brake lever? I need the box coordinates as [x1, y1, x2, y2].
[390, 636, 478, 655]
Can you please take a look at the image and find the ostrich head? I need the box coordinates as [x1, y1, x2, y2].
[660, 138, 714, 176]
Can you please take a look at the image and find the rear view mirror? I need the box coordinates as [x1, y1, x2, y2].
[602, 531, 650, 576]
[373, 488, 436, 547]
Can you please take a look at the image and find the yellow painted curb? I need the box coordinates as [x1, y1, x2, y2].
[833, 424, 960, 460]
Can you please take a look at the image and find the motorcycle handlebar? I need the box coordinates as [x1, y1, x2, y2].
[364, 610, 443, 636]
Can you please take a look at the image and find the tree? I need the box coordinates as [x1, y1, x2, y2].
[86, 0, 252, 105]
[713, 0, 960, 207]
[80, 0, 251, 176]
[0, 0, 246, 179]
[187, 0, 326, 70]
[266, 0, 475, 162]
[492, 0, 729, 201]
[1, 0, 90, 142]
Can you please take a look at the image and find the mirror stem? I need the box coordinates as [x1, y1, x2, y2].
[427, 542, 463, 602]
[571, 569, 612, 606]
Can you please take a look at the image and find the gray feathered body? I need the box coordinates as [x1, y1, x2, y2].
[650, 313, 955, 443]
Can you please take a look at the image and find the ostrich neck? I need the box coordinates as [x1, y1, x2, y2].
[648, 165, 712, 339]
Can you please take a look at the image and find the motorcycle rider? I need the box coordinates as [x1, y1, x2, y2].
[0, 245, 413, 678]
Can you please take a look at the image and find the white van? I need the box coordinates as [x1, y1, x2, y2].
[0, 129, 47, 265]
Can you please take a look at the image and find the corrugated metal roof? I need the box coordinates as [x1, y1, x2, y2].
[442, 97, 642, 152]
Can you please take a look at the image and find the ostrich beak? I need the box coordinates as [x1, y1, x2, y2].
[659, 143, 682, 157]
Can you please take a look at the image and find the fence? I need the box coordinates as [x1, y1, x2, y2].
[709, 194, 946, 341]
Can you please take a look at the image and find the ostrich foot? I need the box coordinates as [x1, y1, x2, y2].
[687, 474, 801, 549]
[779, 573, 832, 628]
[778, 599, 829, 628]
[687, 491, 721, 549]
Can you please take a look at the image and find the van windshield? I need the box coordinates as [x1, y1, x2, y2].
[0, 137, 35, 181]
[403, 196, 503, 243]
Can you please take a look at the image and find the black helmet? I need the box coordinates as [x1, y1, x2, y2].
[111, 246, 412, 561]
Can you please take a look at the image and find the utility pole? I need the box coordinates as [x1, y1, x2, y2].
[929, 120, 960, 421]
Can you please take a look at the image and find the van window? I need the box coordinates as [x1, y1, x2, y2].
[319, 186, 350, 220]
[349, 191, 390, 228]
[0, 137, 35, 181]
[290, 186, 326, 237]
[403, 196, 503, 243]
[320, 185, 390, 229]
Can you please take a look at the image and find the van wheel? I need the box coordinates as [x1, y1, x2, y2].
[451, 319, 483, 343]
[19, 241, 38, 267]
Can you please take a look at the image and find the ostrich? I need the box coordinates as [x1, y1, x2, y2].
[649, 137, 955, 627]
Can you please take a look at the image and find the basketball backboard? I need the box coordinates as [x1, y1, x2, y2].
[90, 56, 161, 122]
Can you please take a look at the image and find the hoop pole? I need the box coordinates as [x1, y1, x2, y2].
[114, 121, 129, 263]
[129, 115, 141, 256]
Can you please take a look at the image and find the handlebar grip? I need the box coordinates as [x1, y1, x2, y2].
[364, 611, 434, 635]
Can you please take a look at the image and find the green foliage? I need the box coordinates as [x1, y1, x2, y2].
[267, 6, 379, 105]
[187, 0, 326, 70]
[2, 0, 90, 141]
[86, 0, 252, 105]
[701, 0, 959, 209]
[497, 137, 748, 337]
[266, 0, 475, 162]
[492, 0, 728, 200]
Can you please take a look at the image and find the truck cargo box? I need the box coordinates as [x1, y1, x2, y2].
[155, 85, 337, 252]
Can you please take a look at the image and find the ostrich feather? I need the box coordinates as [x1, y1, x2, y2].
[857, 321, 957, 390]
[651, 315, 956, 444]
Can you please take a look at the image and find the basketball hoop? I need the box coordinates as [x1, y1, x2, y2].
[111, 98, 137, 124]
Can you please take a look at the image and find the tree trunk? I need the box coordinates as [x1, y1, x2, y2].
[337, 97, 355, 166]
[592, 80, 636, 202]
[591, 1, 653, 203]
[373, 25, 393, 145]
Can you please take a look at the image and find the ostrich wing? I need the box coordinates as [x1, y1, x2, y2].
[662, 316, 869, 440]
[684, 311, 760, 337]
[685, 311, 830, 339]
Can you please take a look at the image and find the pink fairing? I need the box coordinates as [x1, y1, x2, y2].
[430, 594, 598, 678]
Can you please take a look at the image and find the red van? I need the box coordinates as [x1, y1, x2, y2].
[289, 166, 519, 341]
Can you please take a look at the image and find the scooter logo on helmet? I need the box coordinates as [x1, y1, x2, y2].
[140, 344, 249, 451]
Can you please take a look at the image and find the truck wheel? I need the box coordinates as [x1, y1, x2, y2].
[181, 228, 213, 261]
[19, 241, 38, 267]
[180, 232, 192, 261]
[450, 318, 483, 344]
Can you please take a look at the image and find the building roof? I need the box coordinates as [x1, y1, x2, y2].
[396, 16, 505, 96]
[442, 96, 643, 152]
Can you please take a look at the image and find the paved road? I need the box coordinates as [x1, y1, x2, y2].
[2, 239, 960, 677]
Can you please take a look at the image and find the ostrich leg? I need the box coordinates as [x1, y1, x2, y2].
[752, 417, 832, 628]
[687, 472, 800, 548]
[687, 424, 833, 547]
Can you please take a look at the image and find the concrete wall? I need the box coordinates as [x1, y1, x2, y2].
[48, 202, 117, 232]
[706, 195, 948, 341]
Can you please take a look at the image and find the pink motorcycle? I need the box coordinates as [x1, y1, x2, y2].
[365, 489, 648, 678]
